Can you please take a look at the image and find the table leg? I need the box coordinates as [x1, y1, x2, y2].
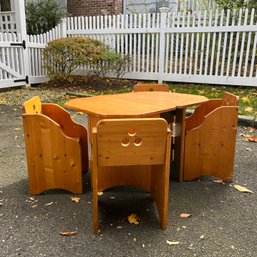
[174, 108, 186, 182]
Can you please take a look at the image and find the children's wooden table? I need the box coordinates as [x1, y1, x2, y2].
[65, 91, 208, 181]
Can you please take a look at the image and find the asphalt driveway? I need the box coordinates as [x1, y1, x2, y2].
[0, 104, 257, 257]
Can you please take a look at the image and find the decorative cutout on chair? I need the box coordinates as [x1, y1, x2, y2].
[121, 128, 143, 147]
[128, 127, 136, 137]
[134, 136, 142, 146]
[121, 137, 131, 147]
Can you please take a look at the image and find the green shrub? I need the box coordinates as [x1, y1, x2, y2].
[26, 0, 66, 35]
[91, 49, 131, 79]
[43, 37, 106, 82]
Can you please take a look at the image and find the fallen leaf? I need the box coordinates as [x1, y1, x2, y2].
[244, 107, 253, 112]
[32, 205, 38, 208]
[59, 231, 77, 236]
[29, 197, 38, 203]
[128, 213, 140, 225]
[71, 197, 81, 203]
[45, 201, 54, 206]
[247, 135, 257, 143]
[166, 240, 180, 245]
[200, 235, 205, 239]
[77, 112, 84, 115]
[97, 192, 103, 196]
[14, 128, 21, 131]
[179, 213, 191, 218]
[247, 127, 255, 133]
[234, 185, 253, 193]
[242, 96, 250, 103]
[0, 100, 8, 105]
[213, 179, 225, 185]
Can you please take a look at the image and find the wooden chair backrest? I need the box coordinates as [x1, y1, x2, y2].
[94, 118, 169, 167]
[185, 92, 239, 131]
[22, 96, 42, 114]
[133, 83, 169, 92]
[222, 92, 239, 106]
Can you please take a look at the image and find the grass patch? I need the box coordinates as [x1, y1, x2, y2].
[167, 83, 257, 119]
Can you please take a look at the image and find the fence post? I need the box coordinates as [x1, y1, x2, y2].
[14, 0, 30, 87]
[60, 18, 67, 38]
[158, 7, 169, 84]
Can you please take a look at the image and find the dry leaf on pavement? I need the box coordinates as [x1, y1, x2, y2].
[59, 231, 78, 236]
[213, 179, 225, 185]
[166, 240, 180, 245]
[247, 135, 257, 143]
[71, 197, 81, 203]
[128, 213, 140, 225]
[242, 135, 257, 143]
[45, 201, 54, 206]
[179, 213, 191, 218]
[29, 197, 38, 203]
[233, 185, 253, 193]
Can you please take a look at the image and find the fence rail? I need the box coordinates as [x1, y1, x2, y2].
[0, 8, 257, 88]
[66, 8, 257, 86]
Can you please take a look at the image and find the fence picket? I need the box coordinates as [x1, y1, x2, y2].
[238, 9, 248, 77]
[189, 13, 196, 75]
[215, 10, 224, 76]
[220, 10, 230, 76]
[199, 11, 206, 75]
[1, 8, 257, 88]
[232, 9, 242, 77]
[184, 12, 190, 75]
[210, 10, 218, 75]
[244, 9, 255, 77]
[179, 12, 186, 74]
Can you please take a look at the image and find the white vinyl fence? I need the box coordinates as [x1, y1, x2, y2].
[1, 8, 257, 89]
[0, 11, 16, 33]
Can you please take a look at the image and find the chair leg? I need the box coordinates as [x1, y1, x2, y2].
[93, 190, 99, 234]
[151, 166, 168, 230]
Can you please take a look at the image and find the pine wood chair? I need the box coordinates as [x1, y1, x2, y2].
[22, 96, 88, 195]
[133, 83, 170, 92]
[91, 118, 172, 234]
[183, 92, 239, 182]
